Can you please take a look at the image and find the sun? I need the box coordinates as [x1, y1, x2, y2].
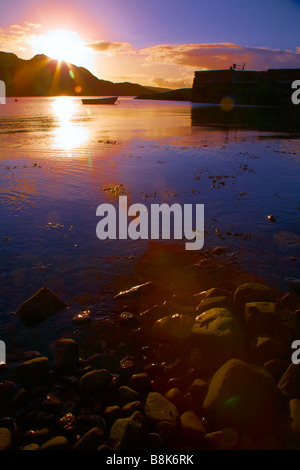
[30, 29, 93, 69]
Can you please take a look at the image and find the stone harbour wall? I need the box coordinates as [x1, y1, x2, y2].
[191, 68, 300, 106]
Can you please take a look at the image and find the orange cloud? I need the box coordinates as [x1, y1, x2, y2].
[86, 40, 133, 54]
[153, 76, 192, 89]
[0, 22, 42, 54]
[140, 43, 300, 70]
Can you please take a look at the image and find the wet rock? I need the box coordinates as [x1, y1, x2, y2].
[188, 379, 209, 412]
[40, 435, 69, 450]
[289, 399, 300, 438]
[212, 246, 229, 255]
[278, 362, 300, 400]
[164, 388, 187, 412]
[41, 393, 63, 412]
[150, 378, 165, 394]
[104, 405, 121, 423]
[78, 369, 112, 397]
[203, 359, 281, 436]
[285, 278, 300, 295]
[249, 335, 288, 365]
[109, 411, 148, 450]
[119, 356, 136, 381]
[57, 413, 77, 438]
[116, 386, 141, 407]
[152, 314, 194, 342]
[16, 286, 67, 327]
[145, 392, 180, 436]
[24, 428, 51, 445]
[72, 426, 104, 450]
[277, 292, 300, 313]
[191, 308, 245, 374]
[15, 357, 49, 388]
[166, 377, 186, 392]
[180, 411, 206, 445]
[194, 287, 232, 303]
[244, 302, 277, 337]
[0, 417, 15, 433]
[0, 427, 12, 450]
[36, 411, 55, 427]
[113, 281, 153, 300]
[264, 359, 290, 383]
[234, 283, 277, 315]
[144, 363, 165, 379]
[146, 432, 164, 450]
[72, 311, 91, 325]
[0, 381, 18, 415]
[196, 296, 233, 314]
[164, 359, 187, 380]
[205, 427, 239, 450]
[52, 338, 79, 376]
[121, 401, 143, 417]
[22, 443, 40, 450]
[119, 312, 140, 328]
[23, 351, 42, 361]
[139, 302, 168, 326]
[129, 373, 151, 393]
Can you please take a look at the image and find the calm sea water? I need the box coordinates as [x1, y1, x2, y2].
[0, 96, 300, 360]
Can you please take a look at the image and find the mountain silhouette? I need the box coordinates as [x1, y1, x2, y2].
[0, 51, 162, 97]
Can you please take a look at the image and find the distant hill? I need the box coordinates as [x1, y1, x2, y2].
[0, 51, 165, 97]
[135, 88, 192, 101]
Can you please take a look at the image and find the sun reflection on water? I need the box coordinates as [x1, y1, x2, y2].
[51, 97, 89, 151]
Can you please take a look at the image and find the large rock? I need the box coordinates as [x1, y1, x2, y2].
[244, 302, 277, 337]
[72, 427, 104, 450]
[179, 411, 206, 445]
[109, 411, 148, 450]
[152, 314, 194, 342]
[15, 357, 49, 388]
[116, 386, 141, 407]
[16, 286, 67, 327]
[249, 335, 288, 365]
[78, 369, 112, 397]
[144, 392, 180, 436]
[204, 427, 239, 450]
[289, 399, 300, 438]
[52, 338, 79, 375]
[194, 287, 232, 304]
[0, 428, 12, 450]
[40, 436, 69, 450]
[278, 362, 300, 400]
[203, 359, 282, 436]
[234, 283, 277, 316]
[113, 282, 153, 300]
[196, 296, 233, 314]
[191, 308, 245, 374]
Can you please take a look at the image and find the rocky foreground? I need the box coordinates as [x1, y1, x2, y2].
[1, 251, 300, 451]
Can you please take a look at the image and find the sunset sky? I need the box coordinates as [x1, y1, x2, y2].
[1, 0, 300, 88]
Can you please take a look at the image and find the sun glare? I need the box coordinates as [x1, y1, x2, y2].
[30, 29, 92, 69]
[51, 97, 89, 151]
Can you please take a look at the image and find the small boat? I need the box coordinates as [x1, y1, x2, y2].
[81, 96, 118, 105]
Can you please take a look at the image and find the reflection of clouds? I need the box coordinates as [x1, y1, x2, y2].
[51, 97, 89, 151]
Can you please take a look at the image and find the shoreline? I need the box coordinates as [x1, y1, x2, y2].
[1, 245, 300, 450]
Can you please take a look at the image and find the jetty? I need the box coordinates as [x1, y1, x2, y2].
[191, 66, 300, 106]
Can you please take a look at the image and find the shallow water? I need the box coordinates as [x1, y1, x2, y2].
[0, 96, 300, 360]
